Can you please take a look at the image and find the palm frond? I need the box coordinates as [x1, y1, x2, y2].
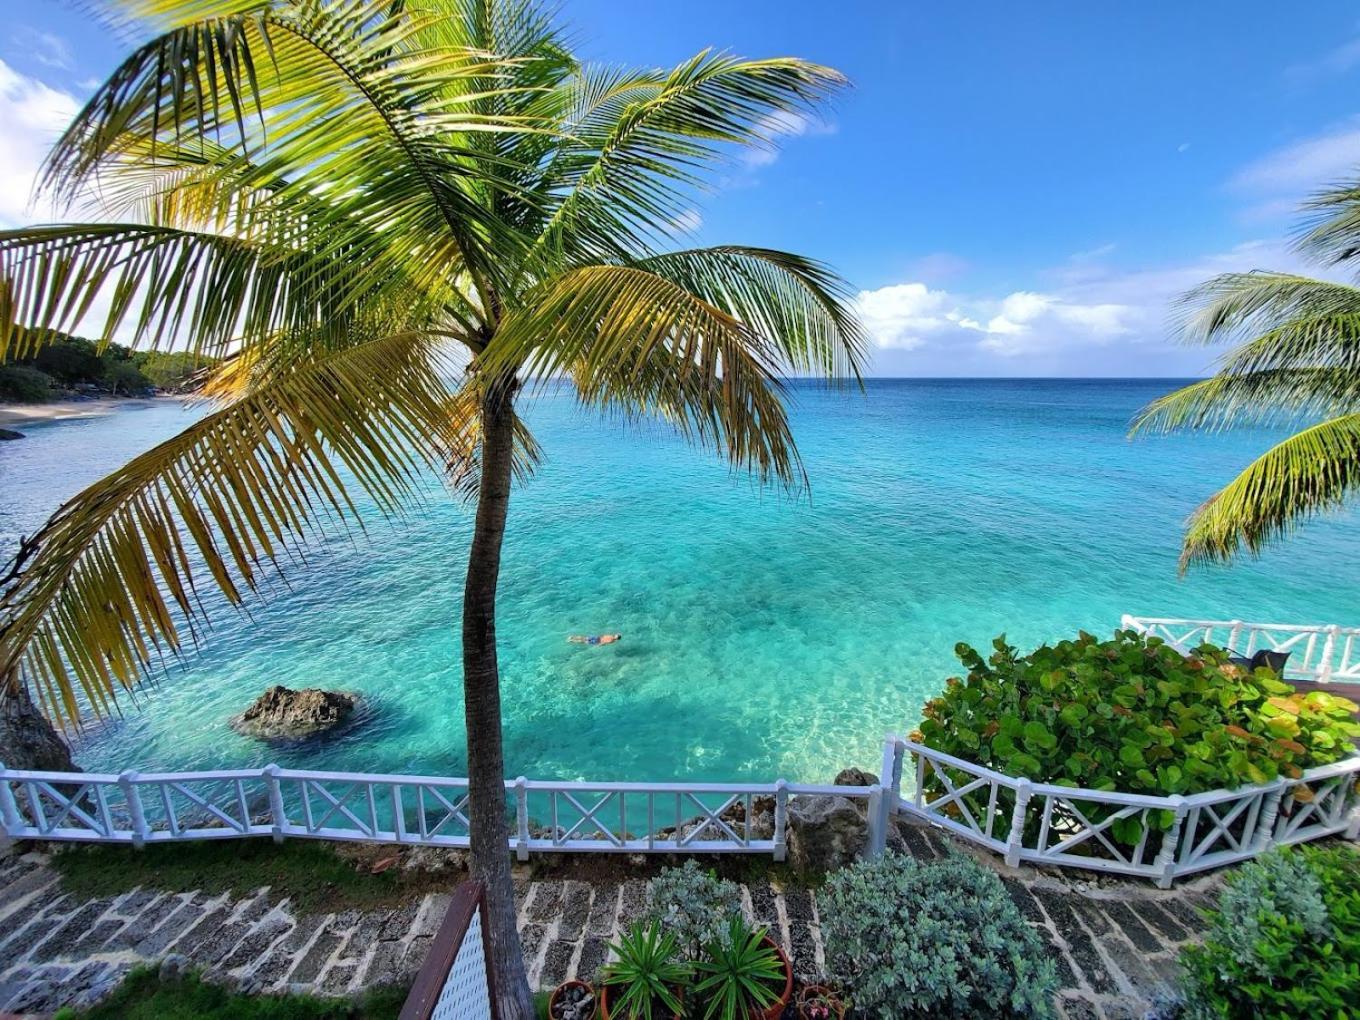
[636, 246, 867, 380]
[1130, 368, 1360, 434]
[487, 263, 802, 485]
[444, 382, 543, 500]
[1181, 414, 1360, 570]
[0, 331, 464, 728]
[1175, 272, 1360, 345]
[1296, 177, 1360, 265]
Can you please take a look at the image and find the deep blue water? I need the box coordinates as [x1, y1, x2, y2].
[2, 380, 1357, 783]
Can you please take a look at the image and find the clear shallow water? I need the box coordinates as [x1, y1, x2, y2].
[3, 380, 1358, 784]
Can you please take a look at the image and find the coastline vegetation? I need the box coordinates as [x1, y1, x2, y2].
[0, 330, 213, 402]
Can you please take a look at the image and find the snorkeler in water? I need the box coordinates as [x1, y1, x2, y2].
[568, 633, 622, 645]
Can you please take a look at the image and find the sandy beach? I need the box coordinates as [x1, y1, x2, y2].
[0, 395, 188, 429]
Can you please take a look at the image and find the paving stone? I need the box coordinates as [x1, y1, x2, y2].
[1100, 901, 1166, 955]
[289, 925, 344, 985]
[170, 903, 231, 955]
[783, 886, 815, 923]
[0, 870, 59, 913]
[377, 904, 418, 941]
[358, 940, 407, 989]
[30, 901, 108, 961]
[527, 882, 563, 922]
[401, 934, 433, 975]
[748, 883, 779, 926]
[194, 919, 255, 966]
[413, 895, 450, 938]
[220, 914, 292, 971]
[557, 882, 591, 941]
[72, 918, 124, 953]
[576, 936, 608, 983]
[318, 962, 356, 996]
[1101, 998, 1143, 1020]
[585, 883, 619, 935]
[787, 921, 818, 980]
[110, 895, 178, 950]
[539, 939, 576, 989]
[519, 921, 548, 962]
[1134, 901, 1192, 943]
[109, 888, 156, 920]
[1005, 881, 1050, 927]
[1058, 994, 1099, 1020]
[618, 880, 646, 922]
[135, 898, 204, 955]
[1042, 897, 1120, 996]
[1154, 896, 1209, 936]
[896, 823, 940, 859]
[1067, 897, 1113, 936]
[1100, 935, 1169, 998]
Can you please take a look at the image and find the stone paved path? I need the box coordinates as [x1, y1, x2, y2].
[0, 819, 1211, 1018]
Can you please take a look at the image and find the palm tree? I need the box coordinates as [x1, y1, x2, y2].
[0, 0, 865, 1013]
[1131, 179, 1360, 571]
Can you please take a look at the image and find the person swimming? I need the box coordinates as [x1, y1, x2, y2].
[568, 633, 622, 645]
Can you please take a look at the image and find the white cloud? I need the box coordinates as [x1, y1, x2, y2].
[0, 57, 80, 228]
[1285, 37, 1360, 83]
[1227, 118, 1360, 221]
[10, 29, 73, 71]
[1177, 142, 1191, 153]
[741, 110, 836, 169]
[855, 282, 956, 350]
[668, 207, 703, 233]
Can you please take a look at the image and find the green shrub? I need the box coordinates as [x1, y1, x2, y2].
[140, 350, 213, 391]
[916, 630, 1359, 797]
[819, 850, 1056, 1018]
[1180, 845, 1360, 1018]
[100, 357, 153, 395]
[0, 364, 55, 402]
[645, 860, 743, 956]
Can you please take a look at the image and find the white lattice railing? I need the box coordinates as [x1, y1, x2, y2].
[1121, 615, 1360, 684]
[0, 762, 888, 864]
[399, 881, 494, 1020]
[890, 738, 1360, 887]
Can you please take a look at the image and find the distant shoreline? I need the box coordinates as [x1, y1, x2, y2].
[0, 394, 190, 428]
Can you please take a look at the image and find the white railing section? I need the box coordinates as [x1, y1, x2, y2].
[889, 738, 1360, 887]
[1121, 615, 1360, 684]
[0, 762, 887, 864]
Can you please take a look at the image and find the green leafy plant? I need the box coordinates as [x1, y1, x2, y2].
[918, 629, 1358, 792]
[691, 916, 785, 1020]
[601, 922, 690, 1020]
[1180, 845, 1360, 1018]
[0, 364, 54, 402]
[820, 850, 1056, 1018]
[645, 861, 743, 957]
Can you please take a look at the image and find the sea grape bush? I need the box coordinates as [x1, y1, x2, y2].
[819, 850, 1057, 1018]
[1179, 845, 1360, 1018]
[915, 630, 1359, 799]
[644, 861, 743, 957]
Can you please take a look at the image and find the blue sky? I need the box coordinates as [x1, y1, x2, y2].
[4, 1, 1360, 375]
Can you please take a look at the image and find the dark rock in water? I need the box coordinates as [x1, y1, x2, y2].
[833, 766, 879, 788]
[232, 685, 356, 739]
[0, 683, 79, 772]
[0, 428, 25, 441]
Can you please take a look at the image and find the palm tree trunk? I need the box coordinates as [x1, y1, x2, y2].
[461, 382, 534, 1018]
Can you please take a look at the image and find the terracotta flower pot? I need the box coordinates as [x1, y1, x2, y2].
[550, 979, 597, 1020]
[755, 935, 794, 1020]
[598, 983, 682, 1020]
[796, 984, 846, 1020]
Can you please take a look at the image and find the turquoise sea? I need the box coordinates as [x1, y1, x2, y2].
[3, 379, 1358, 784]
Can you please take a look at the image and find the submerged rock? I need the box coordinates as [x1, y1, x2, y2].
[231, 685, 356, 739]
[0, 683, 79, 772]
[0, 428, 24, 441]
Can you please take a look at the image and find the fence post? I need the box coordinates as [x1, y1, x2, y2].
[866, 784, 890, 858]
[1154, 795, 1188, 889]
[1227, 620, 1243, 653]
[0, 762, 19, 848]
[514, 777, 530, 862]
[772, 780, 789, 862]
[1252, 783, 1286, 853]
[264, 765, 287, 844]
[118, 771, 148, 849]
[1004, 779, 1032, 868]
[1320, 625, 1341, 683]
[880, 735, 903, 816]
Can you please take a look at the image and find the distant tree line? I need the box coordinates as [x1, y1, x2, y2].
[0, 330, 215, 402]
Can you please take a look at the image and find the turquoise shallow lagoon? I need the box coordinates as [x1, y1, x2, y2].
[3, 379, 1358, 783]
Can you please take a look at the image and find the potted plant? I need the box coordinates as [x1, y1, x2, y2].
[692, 916, 792, 1020]
[600, 921, 690, 1020]
[797, 985, 846, 1020]
[550, 978, 597, 1020]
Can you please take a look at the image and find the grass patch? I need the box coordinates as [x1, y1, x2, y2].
[53, 967, 407, 1019]
[49, 839, 452, 914]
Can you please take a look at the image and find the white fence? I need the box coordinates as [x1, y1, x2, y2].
[890, 738, 1360, 887]
[2, 741, 1353, 886]
[1121, 615, 1360, 684]
[0, 762, 888, 864]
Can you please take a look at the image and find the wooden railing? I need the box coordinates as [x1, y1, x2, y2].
[399, 881, 496, 1020]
